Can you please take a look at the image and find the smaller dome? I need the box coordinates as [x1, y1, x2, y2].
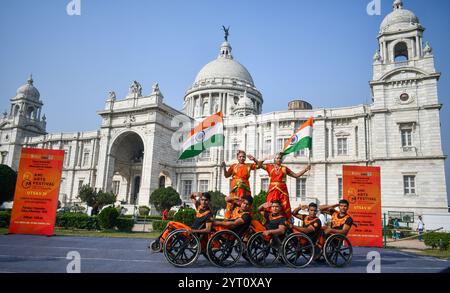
[16, 75, 40, 101]
[237, 90, 254, 108]
[380, 0, 421, 34]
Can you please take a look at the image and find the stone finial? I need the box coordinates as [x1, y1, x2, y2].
[129, 80, 142, 97]
[108, 91, 116, 101]
[423, 41, 433, 55]
[42, 114, 46, 121]
[152, 82, 160, 94]
[393, 0, 403, 10]
[2, 110, 7, 119]
[27, 74, 34, 85]
[373, 50, 382, 62]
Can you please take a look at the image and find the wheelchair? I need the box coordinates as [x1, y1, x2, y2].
[245, 223, 315, 268]
[150, 222, 204, 267]
[304, 227, 353, 267]
[150, 221, 246, 268]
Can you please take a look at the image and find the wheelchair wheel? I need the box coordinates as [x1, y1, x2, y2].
[163, 229, 200, 267]
[149, 239, 162, 253]
[247, 232, 280, 267]
[206, 230, 243, 268]
[281, 233, 315, 268]
[324, 234, 353, 267]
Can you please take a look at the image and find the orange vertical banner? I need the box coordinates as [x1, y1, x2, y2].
[8, 148, 64, 236]
[343, 165, 382, 247]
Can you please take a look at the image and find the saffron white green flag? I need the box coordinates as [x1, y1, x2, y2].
[282, 117, 313, 156]
[179, 112, 225, 160]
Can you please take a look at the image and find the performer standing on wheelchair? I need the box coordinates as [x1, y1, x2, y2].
[292, 202, 322, 242]
[260, 152, 311, 221]
[319, 199, 354, 235]
[221, 150, 263, 219]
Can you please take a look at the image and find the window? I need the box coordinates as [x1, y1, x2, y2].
[295, 149, 306, 157]
[199, 180, 209, 193]
[201, 149, 210, 159]
[355, 127, 359, 156]
[182, 180, 192, 198]
[83, 152, 90, 167]
[394, 42, 408, 62]
[401, 129, 412, 147]
[403, 175, 416, 195]
[277, 138, 284, 152]
[338, 178, 343, 199]
[296, 178, 307, 200]
[261, 178, 269, 192]
[0, 152, 7, 164]
[159, 176, 166, 188]
[78, 180, 84, 193]
[63, 150, 69, 166]
[112, 180, 120, 195]
[231, 143, 239, 160]
[264, 139, 271, 156]
[202, 102, 209, 116]
[337, 138, 348, 155]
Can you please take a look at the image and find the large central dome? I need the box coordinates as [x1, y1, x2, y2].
[193, 41, 255, 87]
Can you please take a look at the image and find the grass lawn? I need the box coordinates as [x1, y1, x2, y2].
[0, 227, 160, 239]
[414, 249, 450, 259]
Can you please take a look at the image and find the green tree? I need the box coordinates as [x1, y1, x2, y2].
[207, 190, 226, 216]
[0, 165, 17, 205]
[252, 191, 268, 221]
[149, 187, 181, 213]
[77, 185, 116, 215]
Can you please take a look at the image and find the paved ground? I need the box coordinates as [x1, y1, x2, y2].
[0, 234, 448, 273]
[386, 238, 427, 250]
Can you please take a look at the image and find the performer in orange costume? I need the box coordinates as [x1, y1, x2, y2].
[261, 152, 311, 221]
[221, 150, 262, 219]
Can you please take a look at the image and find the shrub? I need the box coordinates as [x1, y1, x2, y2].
[0, 165, 17, 205]
[152, 220, 170, 231]
[55, 213, 100, 230]
[207, 191, 227, 216]
[251, 191, 267, 221]
[98, 207, 119, 229]
[139, 206, 150, 216]
[116, 217, 135, 232]
[0, 211, 11, 228]
[173, 208, 196, 226]
[149, 187, 181, 213]
[424, 232, 450, 250]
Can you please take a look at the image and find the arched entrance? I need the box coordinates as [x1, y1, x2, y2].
[108, 131, 145, 205]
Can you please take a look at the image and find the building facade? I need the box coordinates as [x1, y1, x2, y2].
[0, 0, 447, 215]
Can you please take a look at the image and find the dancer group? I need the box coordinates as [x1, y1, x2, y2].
[218, 150, 353, 240]
[155, 149, 353, 249]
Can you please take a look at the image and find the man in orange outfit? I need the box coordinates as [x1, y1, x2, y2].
[221, 150, 262, 219]
[260, 152, 311, 221]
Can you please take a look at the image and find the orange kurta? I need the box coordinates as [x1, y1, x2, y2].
[225, 163, 257, 219]
[262, 164, 293, 221]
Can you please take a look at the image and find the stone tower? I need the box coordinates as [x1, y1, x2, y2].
[0, 75, 47, 169]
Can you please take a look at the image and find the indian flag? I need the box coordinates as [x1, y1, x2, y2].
[282, 117, 313, 156]
[179, 112, 225, 160]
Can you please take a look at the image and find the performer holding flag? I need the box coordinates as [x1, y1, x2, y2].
[260, 117, 314, 221]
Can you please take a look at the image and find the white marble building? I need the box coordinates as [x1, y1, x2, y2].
[0, 0, 447, 216]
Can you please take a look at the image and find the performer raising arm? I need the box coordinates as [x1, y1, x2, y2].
[260, 152, 311, 221]
[221, 150, 262, 219]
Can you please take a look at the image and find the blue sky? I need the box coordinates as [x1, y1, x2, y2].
[1, 0, 449, 198]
